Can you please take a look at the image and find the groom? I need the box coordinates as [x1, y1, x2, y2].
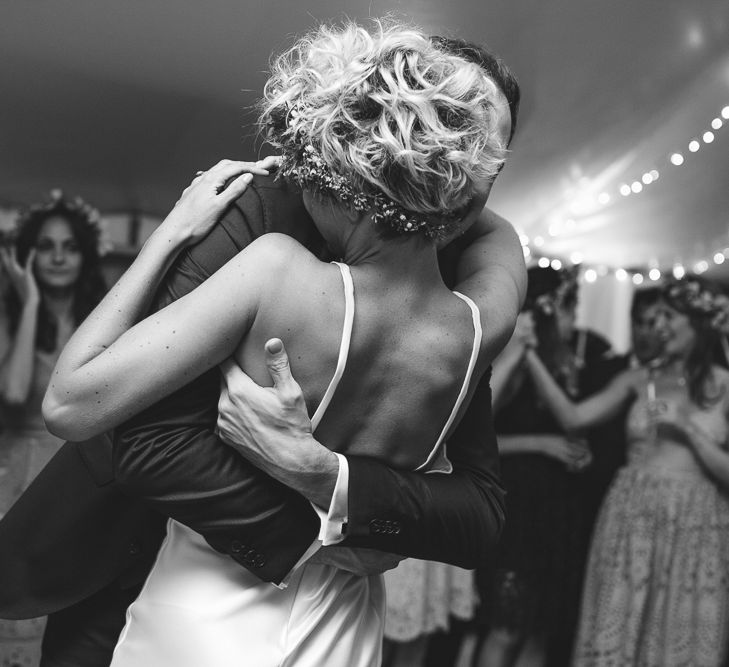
[0, 39, 523, 667]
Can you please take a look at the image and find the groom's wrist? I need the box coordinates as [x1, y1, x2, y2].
[273, 436, 339, 510]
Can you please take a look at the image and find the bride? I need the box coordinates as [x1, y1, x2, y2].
[43, 21, 517, 667]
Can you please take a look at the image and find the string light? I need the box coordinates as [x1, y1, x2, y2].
[541, 102, 728, 219]
[521, 104, 729, 288]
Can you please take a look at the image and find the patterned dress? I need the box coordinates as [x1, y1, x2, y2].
[572, 381, 729, 666]
[384, 560, 478, 642]
[0, 351, 64, 667]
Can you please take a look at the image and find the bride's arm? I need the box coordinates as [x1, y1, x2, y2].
[42, 159, 275, 440]
[524, 348, 636, 432]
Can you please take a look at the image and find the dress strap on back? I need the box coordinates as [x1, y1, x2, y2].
[310, 262, 355, 431]
[416, 292, 482, 471]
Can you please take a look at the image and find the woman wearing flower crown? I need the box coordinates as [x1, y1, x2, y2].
[41, 20, 519, 667]
[0, 192, 106, 666]
[474, 265, 596, 667]
[521, 277, 729, 666]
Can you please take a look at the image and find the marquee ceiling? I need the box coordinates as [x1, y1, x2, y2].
[2, 0, 728, 278]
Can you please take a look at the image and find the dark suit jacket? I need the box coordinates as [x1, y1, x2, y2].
[0, 177, 505, 625]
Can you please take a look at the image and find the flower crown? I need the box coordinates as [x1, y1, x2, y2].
[663, 278, 729, 332]
[278, 144, 466, 241]
[532, 267, 580, 316]
[8, 189, 112, 256]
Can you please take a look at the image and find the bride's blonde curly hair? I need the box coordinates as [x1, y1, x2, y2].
[258, 20, 508, 239]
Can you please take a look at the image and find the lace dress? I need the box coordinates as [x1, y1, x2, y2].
[383, 560, 477, 642]
[572, 386, 729, 666]
[0, 351, 64, 667]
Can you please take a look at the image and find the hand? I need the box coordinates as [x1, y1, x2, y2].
[539, 435, 592, 472]
[217, 338, 339, 508]
[672, 418, 716, 455]
[308, 546, 404, 577]
[161, 157, 280, 245]
[506, 311, 537, 353]
[0, 246, 39, 306]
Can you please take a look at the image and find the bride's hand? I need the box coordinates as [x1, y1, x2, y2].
[161, 157, 280, 245]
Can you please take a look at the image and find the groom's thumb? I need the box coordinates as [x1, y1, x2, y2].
[264, 338, 296, 394]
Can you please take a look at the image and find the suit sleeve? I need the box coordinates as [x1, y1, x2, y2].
[112, 182, 320, 585]
[343, 373, 505, 569]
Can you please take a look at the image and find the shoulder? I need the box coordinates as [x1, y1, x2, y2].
[618, 365, 644, 393]
[231, 233, 318, 279]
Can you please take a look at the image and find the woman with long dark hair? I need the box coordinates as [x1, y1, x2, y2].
[524, 277, 729, 666]
[0, 191, 106, 666]
[476, 266, 593, 667]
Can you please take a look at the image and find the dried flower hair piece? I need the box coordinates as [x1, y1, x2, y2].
[664, 278, 729, 333]
[278, 144, 460, 240]
[532, 267, 580, 316]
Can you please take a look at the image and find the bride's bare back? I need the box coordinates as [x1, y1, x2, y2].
[235, 235, 486, 470]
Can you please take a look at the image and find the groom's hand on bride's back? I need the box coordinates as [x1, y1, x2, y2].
[217, 339, 340, 510]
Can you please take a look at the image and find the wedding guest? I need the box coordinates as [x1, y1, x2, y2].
[549, 285, 664, 666]
[525, 277, 729, 667]
[475, 266, 592, 667]
[0, 191, 106, 667]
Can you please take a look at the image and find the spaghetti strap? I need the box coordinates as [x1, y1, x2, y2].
[310, 262, 355, 431]
[416, 292, 482, 471]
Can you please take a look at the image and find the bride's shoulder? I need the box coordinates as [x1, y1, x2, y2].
[235, 233, 316, 271]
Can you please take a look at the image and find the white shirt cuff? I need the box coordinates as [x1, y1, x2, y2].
[274, 452, 349, 588]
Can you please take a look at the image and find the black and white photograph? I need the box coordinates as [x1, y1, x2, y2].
[1, 2, 728, 666]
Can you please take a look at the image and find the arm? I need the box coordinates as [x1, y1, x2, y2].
[109, 173, 323, 584]
[0, 247, 39, 405]
[218, 340, 505, 568]
[344, 374, 504, 567]
[445, 207, 527, 356]
[498, 434, 592, 471]
[44, 162, 271, 440]
[677, 374, 729, 489]
[490, 311, 535, 410]
[524, 348, 636, 432]
[685, 424, 729, 489]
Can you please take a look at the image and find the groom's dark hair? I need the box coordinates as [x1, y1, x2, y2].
[431, 36, 521, 146]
